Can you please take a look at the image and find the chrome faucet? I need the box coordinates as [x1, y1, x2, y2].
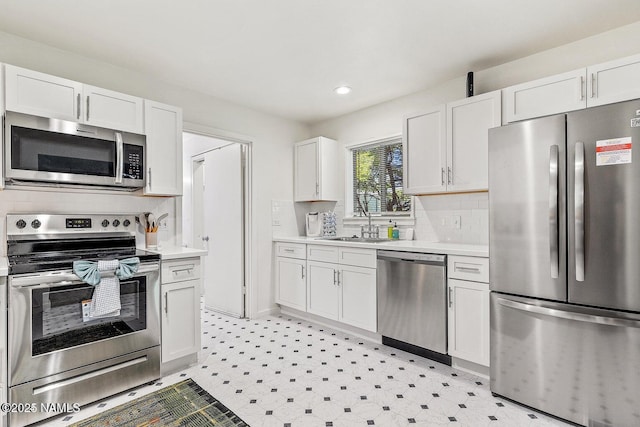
[360, 211, 380, 238]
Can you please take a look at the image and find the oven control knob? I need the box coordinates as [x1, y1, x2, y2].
[112, 219, 120, 227]
[31, 219, 41, 229]
[16, 219, 26, 229]
[123, 219, 131, 227]
[102, 219, 110, 227]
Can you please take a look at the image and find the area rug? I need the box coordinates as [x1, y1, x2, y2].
[70, 378, 249, 426]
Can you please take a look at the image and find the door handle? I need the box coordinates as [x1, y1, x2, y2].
[77, 93, 81, 120]
[447, 166, 452, 185]
[441, 167, 445, 186]
[549, 145, 559, 279]
[448, 287, 453, 308]
[578, 75, 584, 101]
[115, 132, 124, 184]
[86, 95, 90, 121]
[574, 142, 585, 282]
[301, 265, 305, 280]
[590, 73, 596, 98]
[148, 168, 152, 189]
[333, 269, 337, 285]
[497, 297, 640, 328]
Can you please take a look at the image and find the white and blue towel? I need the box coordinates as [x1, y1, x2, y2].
[73, 257, 140, 319]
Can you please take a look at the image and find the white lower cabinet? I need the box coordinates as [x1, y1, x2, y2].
[306, 245, 377, 333]
[275, 257, 307, 311]
[275, 243, 307, 311]
[160, 257, 201, 364]
[447, 255, 490, 367]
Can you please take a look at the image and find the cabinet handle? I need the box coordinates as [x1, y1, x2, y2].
[441, 167, 445, 186]
[76, 94, 81, 120]
[447, 167, 452, 185]
[333, 269, 337, 285]
[337, 271, 340, 285]
[590, 73, 596, 98]
[448, 287, 453, 308]
[148, 168, 152, 189]
[172, 268, 194, 276]
[315, 182, 319, 195]
[301, 265, 305, 280]
[86, 95, 90, 121]
[455, 266, 481, 273]
[283, 248, 294, 253]
[578, 76, 584, 101]
[164, 292, 169, 314]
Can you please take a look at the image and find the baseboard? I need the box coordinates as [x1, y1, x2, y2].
[161, 353, 198, 376]
[255, 307, 280, 318]
[451, 357, 490, 379]
[279, 306, 382, 344]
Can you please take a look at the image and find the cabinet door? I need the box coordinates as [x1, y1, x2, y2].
[338, 265, 376, 332]
[161, 280, 201, 363]
[447, 91, 501, 192]
[306, 261, 339, 320]
[4, 64, 82, 121]
[144, 100, 183, 196]
[447, 279, 489, 366]
[403, 105, 446, 194]
[587, 53, 640, 107]
[294, 138, 319, 201]
[83, 85, 144, 133]
[275, 257, 307, 311]
[503, 68, 586, 123]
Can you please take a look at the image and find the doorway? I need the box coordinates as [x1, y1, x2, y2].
[183, 132, 250, 318]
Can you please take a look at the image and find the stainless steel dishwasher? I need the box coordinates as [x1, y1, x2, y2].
[377, 250, 450, 365]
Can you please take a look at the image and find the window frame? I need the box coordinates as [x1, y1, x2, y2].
[344, 135, 415, 226]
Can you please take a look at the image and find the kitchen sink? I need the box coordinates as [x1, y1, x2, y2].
[318, 236, 391, 243]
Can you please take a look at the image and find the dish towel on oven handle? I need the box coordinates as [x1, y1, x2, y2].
[73, 257, 140, 318]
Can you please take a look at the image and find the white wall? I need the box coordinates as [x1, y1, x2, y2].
[0, 30, 310, 318]
[309, 21, 640, 245]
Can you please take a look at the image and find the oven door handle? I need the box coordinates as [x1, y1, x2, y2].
[10, 263, 160, 288]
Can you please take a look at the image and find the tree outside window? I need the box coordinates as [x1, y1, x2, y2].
[352, 138, 411, 216]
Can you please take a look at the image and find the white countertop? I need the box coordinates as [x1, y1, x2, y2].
[0, 257, 7, 277]
[146, 246, 208, 260]
[273, 236, 488, 257]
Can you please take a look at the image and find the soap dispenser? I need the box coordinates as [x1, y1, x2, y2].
[392, 222, 399, 240]
[387, 220, 394, 239]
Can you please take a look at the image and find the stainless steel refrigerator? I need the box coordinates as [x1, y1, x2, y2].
[489, 99, 640, 427]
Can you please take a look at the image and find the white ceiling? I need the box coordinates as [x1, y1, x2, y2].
[1, 1, 640, 124]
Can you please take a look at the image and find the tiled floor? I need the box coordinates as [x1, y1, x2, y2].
[47, 307, 572, 427]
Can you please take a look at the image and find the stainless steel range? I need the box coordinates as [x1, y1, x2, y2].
[6, 214, 161, 427]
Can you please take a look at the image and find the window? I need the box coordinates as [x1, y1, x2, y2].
[351, 137, 411, 216]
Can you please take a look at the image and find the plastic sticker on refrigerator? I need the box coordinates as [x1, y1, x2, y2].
[595, 137, 632, 166]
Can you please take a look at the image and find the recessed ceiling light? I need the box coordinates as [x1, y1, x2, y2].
[334, 86, 352, 95]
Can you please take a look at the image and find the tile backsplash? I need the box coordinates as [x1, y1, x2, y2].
[273, 192, 488, 246]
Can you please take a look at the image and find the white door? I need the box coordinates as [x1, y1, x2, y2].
[294, 139, 319, 201]
[306, 261, 339, 320]
[275, 257, 306, 311]
[203, 144, 245, 317]
[338, 265, 377, 332]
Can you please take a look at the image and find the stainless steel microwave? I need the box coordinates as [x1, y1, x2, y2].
[4, 111, 145, 190]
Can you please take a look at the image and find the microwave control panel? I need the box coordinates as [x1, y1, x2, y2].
[123, 144, 144, 180]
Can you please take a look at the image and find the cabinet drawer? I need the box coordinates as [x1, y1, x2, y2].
[307, 245, 339, 263]
[339, 247, 376, 268]
[161, 257, 201, 283]
[448, 256, 489, 283]
[275, 242, 306, 259]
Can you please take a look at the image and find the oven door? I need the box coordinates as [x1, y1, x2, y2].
[8, 262, 160, 386]
[5, 111, 145, 188]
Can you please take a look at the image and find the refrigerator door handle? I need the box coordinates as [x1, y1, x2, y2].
[549, 145, 559, 279]
[496, 297, 640, 328]
[575, 142, 585, 282]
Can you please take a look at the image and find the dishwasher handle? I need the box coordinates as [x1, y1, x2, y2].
[377, 250, 445, 265]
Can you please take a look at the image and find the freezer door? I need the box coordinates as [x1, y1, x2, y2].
[491, 292, 640, 427]
[567, 100, 640, 312]
[489, 115, 567, 300]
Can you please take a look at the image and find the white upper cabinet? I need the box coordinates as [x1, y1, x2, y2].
[4, 64, 143, 133]
[403, 105, 447, 194]
[504, 53, 640, 123]
[4, 64, 82, 122]
[447, 91, 501, 192]
[144, 100, 183, 196]
[82, 85, 144, 133]
[503, 68, 586, 123]
[404, 91, 500, 195]
[587, 53, 640, 107]
[294, 136, 339, 201]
